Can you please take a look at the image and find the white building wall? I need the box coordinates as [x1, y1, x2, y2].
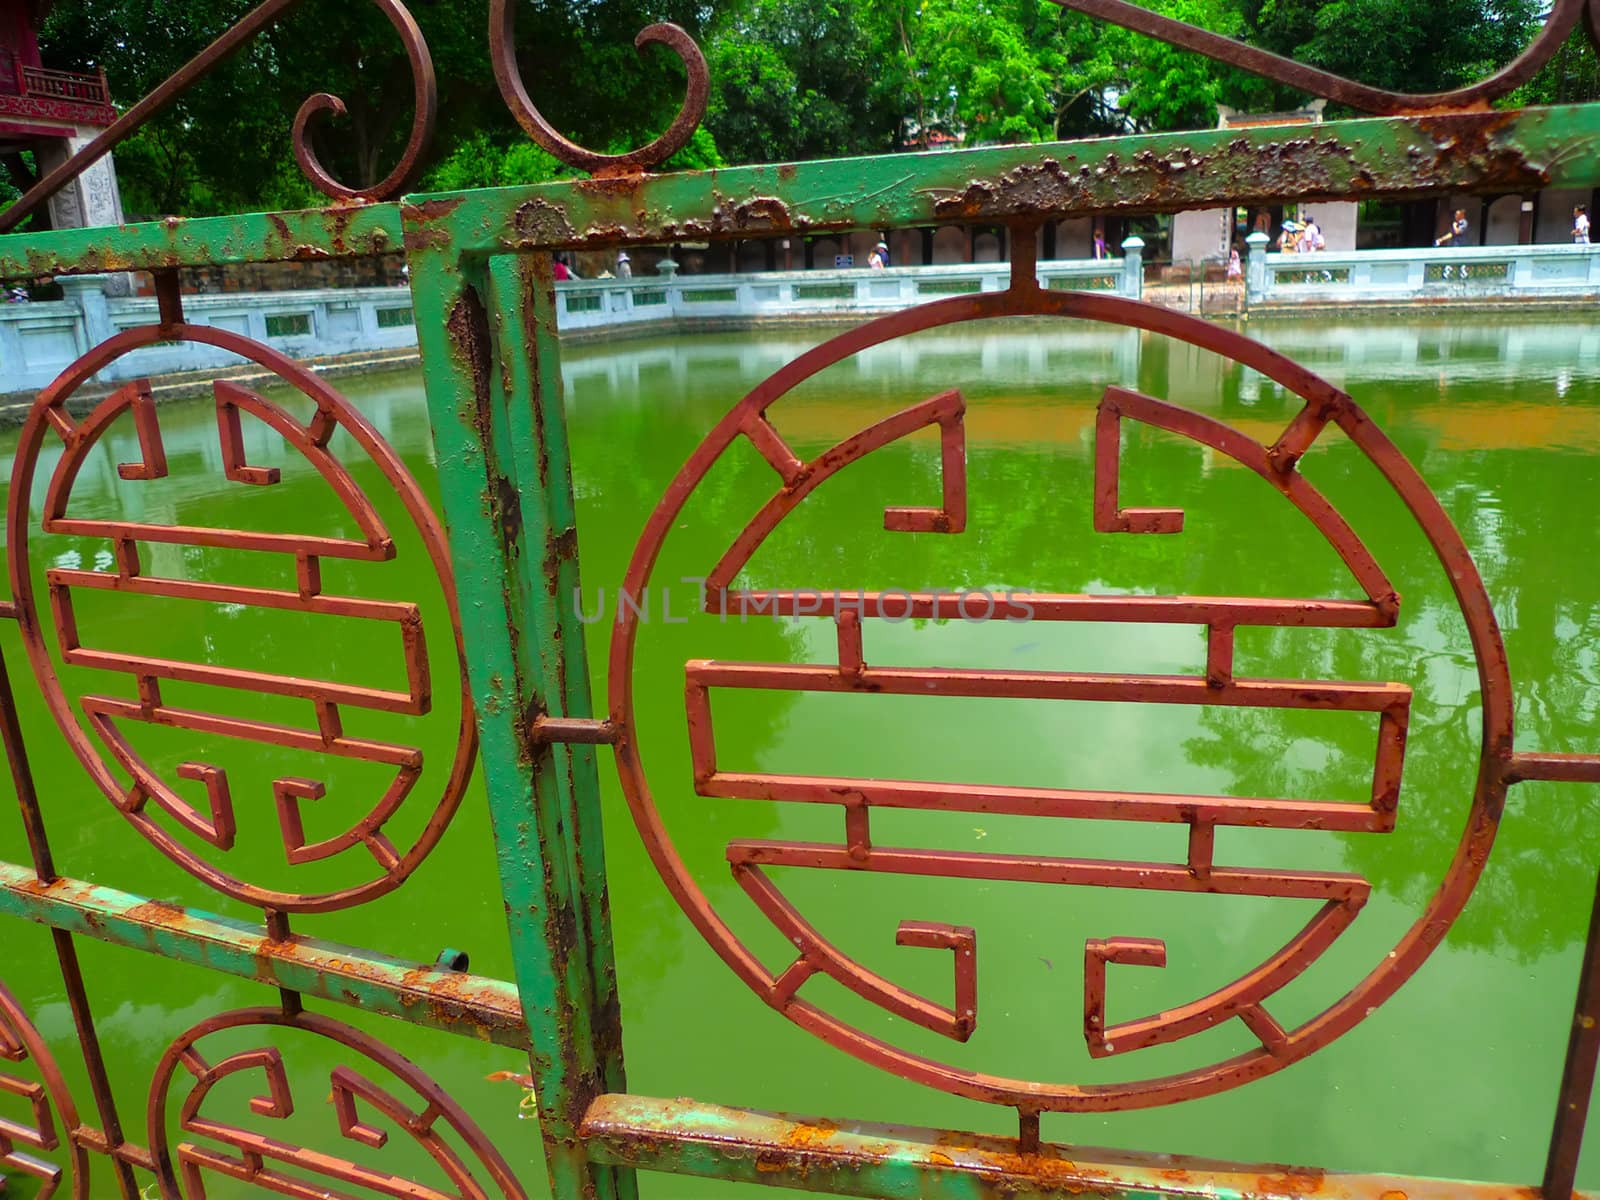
[1538, 188, 1591, 243]
[1304, 202, 1357, 251]
[1171, 208, 1230, 264]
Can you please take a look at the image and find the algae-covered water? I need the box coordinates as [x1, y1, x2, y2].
[2, 313, 1599, 1196]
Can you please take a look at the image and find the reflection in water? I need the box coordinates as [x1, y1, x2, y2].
[0, 313, 1596, 1195]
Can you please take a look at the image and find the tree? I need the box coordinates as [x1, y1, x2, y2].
[36, 0, 717, 217]
[1235, 0, 1544, 97]
[704, 0, 904, 163]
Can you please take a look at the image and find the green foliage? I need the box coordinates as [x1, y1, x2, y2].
[1513, 28, 1600, 105]
[705, 0, 904, 162]
[423, 134, 577, 192]
[29, 0, 1559, 211]
[39, 0, 715, 218]
[1237, 0, 1543, 96]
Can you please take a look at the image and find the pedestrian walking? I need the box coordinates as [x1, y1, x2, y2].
[1436, 209, 1469, 246]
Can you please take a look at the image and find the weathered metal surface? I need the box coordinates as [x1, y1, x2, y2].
[582, 1094, 1594, 1200]
[0, 203, 406, 281]
[405, 106, 1600, 257]
[1545, 870, 1600, 1200]
[0, 864, 528, 1049]
[6, 104, 1600, 283]
[406, 241, 632, 1199]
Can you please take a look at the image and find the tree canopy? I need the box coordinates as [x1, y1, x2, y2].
[22, 0, 1573, 220]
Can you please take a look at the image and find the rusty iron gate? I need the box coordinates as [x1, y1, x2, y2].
[3, 1, 1600, 1197]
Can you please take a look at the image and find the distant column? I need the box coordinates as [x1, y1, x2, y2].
[1120, 236, 1144, 299]
[1245, 231, 1270, 305]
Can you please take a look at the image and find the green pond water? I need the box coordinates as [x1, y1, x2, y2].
[3, 313, 1600, 1197]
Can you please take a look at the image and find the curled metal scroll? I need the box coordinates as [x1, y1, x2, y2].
[0, 0, 435, 233]
[292, 0, 438, 201]
[489, 1, 709, 177]
[1051, 0, 1594, 114]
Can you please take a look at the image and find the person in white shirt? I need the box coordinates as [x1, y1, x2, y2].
[1575, 205, 1590, 244]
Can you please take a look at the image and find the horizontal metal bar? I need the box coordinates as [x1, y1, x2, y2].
[6, 104, 1599, 278]
[582, 1093, 1597, 1199]
[0, 862, 528, 1049]
[0, 203, 405, 280]
[407, 104, 1600, 255]
[1509, 751, 1600, 784]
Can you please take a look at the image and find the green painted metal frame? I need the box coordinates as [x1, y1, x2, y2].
[4, 103, 1600, 1200]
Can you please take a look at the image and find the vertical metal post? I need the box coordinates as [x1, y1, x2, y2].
[407, 229, 632, 1200]
[1543, 869, 1600, 1199]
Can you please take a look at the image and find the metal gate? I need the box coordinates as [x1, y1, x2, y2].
[2, 2, 1600, 1197]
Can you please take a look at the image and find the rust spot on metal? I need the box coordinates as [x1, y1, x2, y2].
[730, 196, 794, 231]
[781, 1121, 840, 1150]
[121, 898, 188, 926]
[1255, 1170, 1327, 1194]
[409, 196, 466, 220]
[513, 197, 579, 246]
[1413, 110, 1549, 192]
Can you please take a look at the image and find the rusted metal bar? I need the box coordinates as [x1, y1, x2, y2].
[1544, 869, 1600, 1199]
[49, 930, 142, 1199]
[403, 106, 1600, 257]
[8, 102, 1598, 281]
[0, 628, 141, 1195]
[1510, 752, 1600, 784]
[0, 863, 528, 1049]
[407, 237, 633, 1198]
[583, 1094, 1597, 1199]
[0, 640, 54, 881]
[0, 204, 405, 281]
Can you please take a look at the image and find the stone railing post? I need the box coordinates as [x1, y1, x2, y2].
[1245, 231, 1270, 305]
[1120, 236, 1144, 299]
[57, 273, 118, 375]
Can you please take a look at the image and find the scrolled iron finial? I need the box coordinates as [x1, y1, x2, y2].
[490, 1, 709, 177]
[292, 0, 438, 201]
[1051, 0, 1591, 113]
